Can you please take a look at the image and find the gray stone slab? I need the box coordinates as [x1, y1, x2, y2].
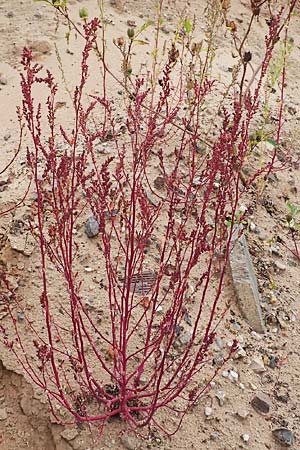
[229, 226, 265, 334]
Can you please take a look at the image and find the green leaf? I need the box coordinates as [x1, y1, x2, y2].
[79, 7, 88, 19]
[264, 137, 280, 148]
[137, 20, 153, 34]
[133, 39, 149, 45]
[287, 202, 296, 215]
[183, 18, 192, 34]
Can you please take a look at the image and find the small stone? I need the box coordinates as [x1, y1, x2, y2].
[183, 311, 192, 326]
[251, 331, 263, 340]
[228, 370, 239, 382]
[268, 355, 279, 369]
[0, 74, 8, 85]
[274, 260, 286, 271]
[127, 20, 136, 27]
[27, 40, 52, 55]
[249, 222, 256, 232]
[275, 386, 289, 403]
[227, 340, 234, 348]
[161, 25, 171, 34]
[146, 192, 160, 207]
[269, 245, 280, 256]
[272, 428, 294, 447]
[204, 406, 213, 417]
[17, 312, 25, 322]
[213, 353, 224, 367]
[84, 267, 93, 273]
[215, 337, 224, 349]
[85, 216, 100, 238]
[34, 11, 43, 19]
[120, 434, 137, 450]
[104, 208, 118, 219]
[250, 356, 265, 373]
[153, 176, 165, 190]
[236, 409, 249, 420]
[215, 390, 226, 406]
[0, 408, 7, 421]
[251, 392, 272, 414]
[9, 234, 35, 256]
[229, 227, 265, 333]
[61, 427, 79, 441]
[241, 434, 250, 443]
[210, 432, 220, 441]
[222, 370, 229, 378]
[179, 331, 192, 346]
[6, 11, 14, 18]
[235, 346, 247, 358]
[4, 133, 11, 141]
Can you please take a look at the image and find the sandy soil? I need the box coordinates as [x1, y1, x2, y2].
[0, 0, 300, 449]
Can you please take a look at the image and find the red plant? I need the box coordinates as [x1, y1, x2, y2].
[0, 2, 297, 436]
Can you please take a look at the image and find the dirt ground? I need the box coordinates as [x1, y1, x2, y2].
[0, 0, 300, 449]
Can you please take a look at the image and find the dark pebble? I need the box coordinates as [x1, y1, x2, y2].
[85, 216, 100, 238]
[272, 428, 294, 447]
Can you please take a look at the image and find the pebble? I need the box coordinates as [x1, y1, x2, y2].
[251, 392, 272, 414]
[127, 20, 136, 27]
[3, 132, 11, 141]
[268, 355, 279, 369]
[153, 176, 165, 190]
[0, 408, 7, 421]
[204, 406, 213, 418]
[250, 331, 263, 340]
[34, 11, 43, 19]
[60, 427, 79, 441]
[179, 331, 192, 346]
[229, 228, 265, 333]
[17, 312, 25, 321]
[241, 434, 250, 443]
[9, 234, 35, 256]
[269, 245, 280, 256]
[249, 356, 265, 373]
[228, 370, 239, 382]
[215, 337, 224, 349]
[215, 390, 226, 406]
[161, 25, 171, 34]
[236, 409, 249, 420]
[274, 260, 286, 271]
[235, 346, 247, 358]
[210, 432, 220, 441]
[0, 74, 8, 85]
[85, 216, 100, 238]
[272, 428, 294, 447]
[155, 305, 163, 315]
[27, 40, 52, 55]
[249, 222, 256, 232]
[120, 434, 137, 450]
[213, 353, 224, 367]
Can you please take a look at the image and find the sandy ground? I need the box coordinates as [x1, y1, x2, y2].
[0, 0, 300, 449]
